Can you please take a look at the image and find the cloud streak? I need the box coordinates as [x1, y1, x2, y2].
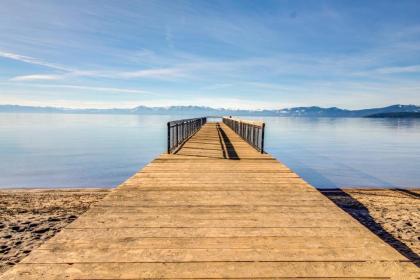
[0, 50, 70, 71]
[10, 74, 63, 81]
[119, 67, 186, 79]
[375, 65, 420, 74]
[37, 84, 152, 94]
[4, 50, 192, 81]
[1, 82, 152, 94]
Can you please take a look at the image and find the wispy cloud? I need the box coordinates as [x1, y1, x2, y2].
[199, 83, 233, 91]
[1, 82, 151, 94]
[38, 84, 152, 94]
[119, 67, 186, 79]
[10, 74, 63, 81]
[374, 65, 420, 74]
[0, 50, 70, 71]
[4, 50, 191, 81]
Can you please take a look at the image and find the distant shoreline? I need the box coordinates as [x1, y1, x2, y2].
[365, 112, 420, 118]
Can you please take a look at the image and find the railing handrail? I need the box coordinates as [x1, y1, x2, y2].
[167, 117, 207, 153]
[168, 118, 203, 127]
[222, 117, 265, 153]
[225, 117, 264, 127]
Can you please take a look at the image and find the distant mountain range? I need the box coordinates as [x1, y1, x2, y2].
[0, 104, 419, 118]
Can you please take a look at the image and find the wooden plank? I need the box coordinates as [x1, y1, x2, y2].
[2, 262, 416, 279]
[86, 205, 342, 214]
[42, 227, 373, 239]
[24, 247, 405, 263]
[41, 236, 388, 250]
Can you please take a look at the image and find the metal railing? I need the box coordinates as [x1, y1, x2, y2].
[222, 117, 265, 153]
[167, 117, 207, 153]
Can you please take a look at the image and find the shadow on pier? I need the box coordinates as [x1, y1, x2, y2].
[217, 124, 239, 160]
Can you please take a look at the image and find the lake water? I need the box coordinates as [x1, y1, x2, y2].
[0, 113, 419, 189]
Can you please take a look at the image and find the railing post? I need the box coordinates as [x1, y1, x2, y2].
[261, 123, 265, 153]
[167, 122, 171, 154]
[176, 124, 179, 145]
[253, 126, 256, 148]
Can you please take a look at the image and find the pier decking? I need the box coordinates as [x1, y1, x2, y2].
[1, 122, 418, 279]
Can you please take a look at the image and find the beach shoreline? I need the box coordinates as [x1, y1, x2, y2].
[0, 187, 419, 275]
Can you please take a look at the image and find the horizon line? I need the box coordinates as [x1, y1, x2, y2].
[0, 103, 417, 112]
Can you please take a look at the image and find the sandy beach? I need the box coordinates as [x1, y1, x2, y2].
[0, 189, 109, 275]
[321, 188, 419, 266]
[0, 187, 419, 276]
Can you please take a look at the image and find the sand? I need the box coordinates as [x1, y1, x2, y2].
[321, 188, 419, 266]
[0, 187, 418, 276]
[0, 188, 109, 275]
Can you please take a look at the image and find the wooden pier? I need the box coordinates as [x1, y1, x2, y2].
[1, 120, 418, 279]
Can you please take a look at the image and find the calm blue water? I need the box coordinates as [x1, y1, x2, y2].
[0, 113, 419, 189]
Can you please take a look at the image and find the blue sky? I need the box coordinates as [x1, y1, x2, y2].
[0, 0, 419, 109]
